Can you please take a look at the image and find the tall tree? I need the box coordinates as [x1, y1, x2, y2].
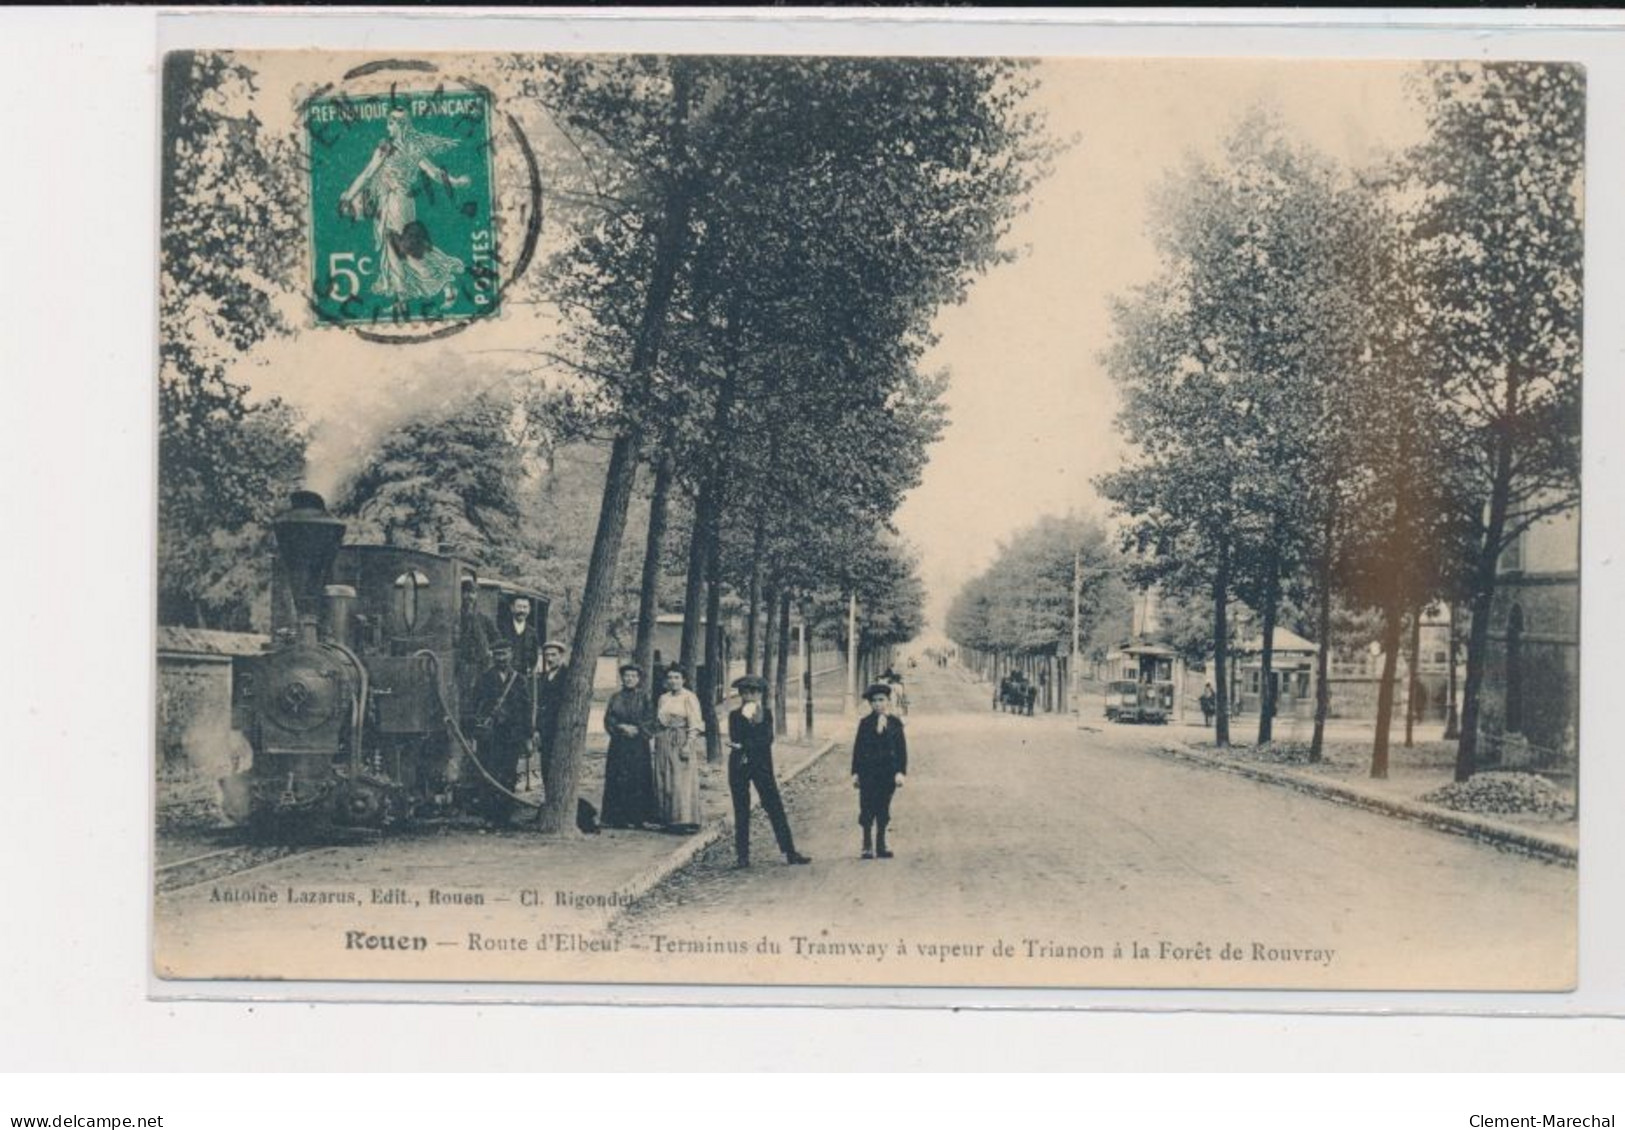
[945, 513, 1131, 678]
[1308, 179, 1469, 777]
[158, 51, 307, 629]
[520, 56, 1045, 831]
[516, 56, 703, 831]
[1096, 284, 1252, 746]
[335, 387, 529, 569]
[1185, 118, 1341, 745]
[1404, 63, 1584, 781]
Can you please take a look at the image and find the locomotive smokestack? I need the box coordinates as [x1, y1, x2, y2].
[273, 490, 347, 624]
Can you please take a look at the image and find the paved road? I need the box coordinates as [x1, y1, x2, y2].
[611, 661, 1576, 990]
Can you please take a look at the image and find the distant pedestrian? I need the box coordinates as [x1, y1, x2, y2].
[881, 664, 908, 716]
[653, 667, 704, 834]
[851, 682, 908, 860]
[726, 675, 810, 869]
[1199, 682, 1217, 727]
[600, 663, 658, 830]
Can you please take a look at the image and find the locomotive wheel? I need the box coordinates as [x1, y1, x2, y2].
[335, 780, 387, 827]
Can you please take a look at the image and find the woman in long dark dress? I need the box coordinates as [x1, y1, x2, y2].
[600, 664, 657, 829]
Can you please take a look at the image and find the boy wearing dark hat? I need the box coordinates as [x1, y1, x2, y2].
[851, 682, 908, 859]
[726, 675, 810, 868]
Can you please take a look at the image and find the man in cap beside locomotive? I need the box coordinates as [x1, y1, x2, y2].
[468, 640, 533, 829]
[494, 595, 542, 789]
[726, 675, 811, 869]
[498, 595, 540, 681]
[852, 682, 908, 860]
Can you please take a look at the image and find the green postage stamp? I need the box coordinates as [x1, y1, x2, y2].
[306, 90, 499, 326]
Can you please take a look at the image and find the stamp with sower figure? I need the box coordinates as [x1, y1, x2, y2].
[306, 88, 500, 327]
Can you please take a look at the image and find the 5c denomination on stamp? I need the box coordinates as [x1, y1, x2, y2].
[306, 89, 500, 327]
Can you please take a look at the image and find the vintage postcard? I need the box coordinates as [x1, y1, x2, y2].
[153, 49, 1580, 994]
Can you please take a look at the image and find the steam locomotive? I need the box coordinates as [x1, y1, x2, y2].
[223, 491, 549, 833]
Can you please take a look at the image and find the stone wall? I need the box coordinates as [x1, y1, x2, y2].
[1323, 673, 1450, 723]
[156, 628, 265, 824]
[1476, 578, 1578, 773]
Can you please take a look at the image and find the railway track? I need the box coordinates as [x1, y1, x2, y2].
[155, 844, 325, 894]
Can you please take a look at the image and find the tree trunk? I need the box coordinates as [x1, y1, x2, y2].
[1456, 427, 1515, 782]
[537, 66, 695, 834]
[800, 599, 815, 737]
[1309, 546, 1333, 763]
[678, 489, 708, 683]
[1443, 600, 1461, 741]
[1405, 602, 1422, 748]
[761, 579, 779, 698]
[701, 526, 725, 762]
[744, 513, 765, 672]
[1212, 541, 1232, 748]
[632, 450, 674, 688]
[540, 431, 640, 833]
[1371, 588, 1404, 780]
[1256, 539, 1281, 746]
[680, 312, 743, 685]
[1456, 553, 1500, 782]
[774, 590, 792, 737]
[1373, 405, 1422, 782]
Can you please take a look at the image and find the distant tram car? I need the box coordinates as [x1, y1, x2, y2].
[1104, 680, 1167, 725]
[225, 491, 548, 834]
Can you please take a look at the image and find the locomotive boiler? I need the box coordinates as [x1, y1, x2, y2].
[225, 490, 548, 833]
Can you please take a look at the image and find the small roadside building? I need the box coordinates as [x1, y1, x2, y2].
[1232, 627, 1319, 720]
[645, 613, 733, 665]
[640, 613, 737, 688]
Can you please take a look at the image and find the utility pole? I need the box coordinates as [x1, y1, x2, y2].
[1070, 548, 1082, 716]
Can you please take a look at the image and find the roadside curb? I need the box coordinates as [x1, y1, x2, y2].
[1150, 743, 1577, 867]
[597, 735, 841, 932]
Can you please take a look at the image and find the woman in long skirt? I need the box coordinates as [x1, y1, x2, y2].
[652, 667, 705, 833]
[600, 664, 657, 829]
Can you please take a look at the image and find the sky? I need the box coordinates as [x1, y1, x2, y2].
[898, 59, 1427, 638]
[226, 54, 1430, 640]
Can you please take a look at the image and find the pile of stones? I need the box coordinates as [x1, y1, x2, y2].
[1421, 772, 1575, 820]
[1237, 741, 1318, 765]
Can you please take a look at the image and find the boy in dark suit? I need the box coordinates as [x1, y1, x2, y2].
[851, 682, 908, 859]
